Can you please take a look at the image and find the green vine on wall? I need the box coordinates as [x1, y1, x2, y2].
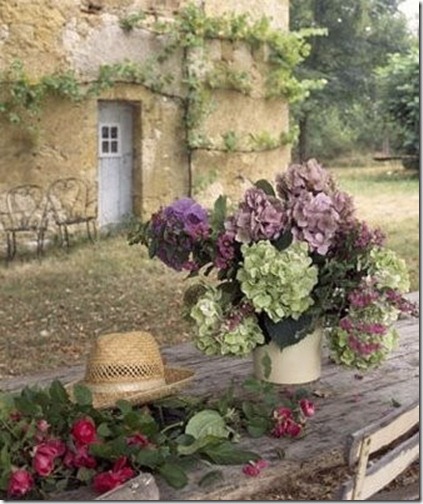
[0, 3, 325, 153]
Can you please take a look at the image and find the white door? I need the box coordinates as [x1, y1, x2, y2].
[98, 102, 133, 227]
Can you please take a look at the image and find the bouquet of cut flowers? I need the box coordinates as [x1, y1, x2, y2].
[130, 159, 417, 370]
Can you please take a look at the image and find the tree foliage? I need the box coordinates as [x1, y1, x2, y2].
[376, 45, 419, 169]
[290, 0, 414, 162]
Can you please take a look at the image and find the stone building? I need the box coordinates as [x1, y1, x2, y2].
[0, 0, 291, 227]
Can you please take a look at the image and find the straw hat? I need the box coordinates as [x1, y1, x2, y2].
[68, 331, 194, 409]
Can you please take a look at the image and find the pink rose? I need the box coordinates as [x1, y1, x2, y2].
[33, 448, 55, 477]
[273, 406, 293, 422]
[299, 398, 315, 418]
[36, 419, 50, 433]
[8, 469, 34, 497]
[71, 418, 97, 445]
[285, 418, 302, 438]
[73, 444, 97, 469]
[92, 457, 135, 494]
[127, 433, 149, 448]
[32, 440, 66, 477]
[242, 459, 268, 477]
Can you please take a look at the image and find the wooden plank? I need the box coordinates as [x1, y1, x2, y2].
[96, 472, 159, 500]
[368, 480, 420, 501]
[346, 400, 419, 466]
[340, 432, 419, 500]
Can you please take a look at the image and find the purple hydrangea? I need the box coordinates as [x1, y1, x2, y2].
[149, 198, 210, 271]
[163, 197, 210, 239]
[227, 187, 288, 244]
[289, 191, 340, 255]
[276, 158, 335, 198]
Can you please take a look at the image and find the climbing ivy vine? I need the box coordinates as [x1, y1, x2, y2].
[0, 3, 325, 153]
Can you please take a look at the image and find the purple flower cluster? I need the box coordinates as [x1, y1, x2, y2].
[276, 158, 335, 197]
[354, 221, 386, 250]
[386, 289, 419, 317]
[227, 187, 288, 244]
[224, 302, 255, 331]
[214, 229, 237, 270]
[150, 198, 210, 272]
[275, 159, 356, 255]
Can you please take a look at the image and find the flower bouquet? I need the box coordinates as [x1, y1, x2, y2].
[130, 159, 417, 372]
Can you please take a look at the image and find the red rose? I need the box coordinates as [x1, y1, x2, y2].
[299, 398, 315, 418]
[273, 406, 293, 422]
[73, 444, 97, 469]
[33, 440, 66, 477]
[92, 457, 135, 494]
[8, 469, 34, 497]
[33, 448, 55, 477]
[127, 433, 149, 448]
[71, 418, 97, 445]
[285, 418, 302, 438]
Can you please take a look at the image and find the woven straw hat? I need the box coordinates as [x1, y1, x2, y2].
[69, 331, 194, 409]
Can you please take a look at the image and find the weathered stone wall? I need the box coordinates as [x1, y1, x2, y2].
[0, 0, 290, 220]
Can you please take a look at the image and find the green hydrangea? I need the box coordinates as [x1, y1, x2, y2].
[328, 325, 398, 370]
[236, 241, 318, 322]
[190, 286, 264, 357]
[366, 247, 410, 293]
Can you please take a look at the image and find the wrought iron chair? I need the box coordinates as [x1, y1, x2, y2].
[46, 177, 97, 248]
[3, 184, 49, 260]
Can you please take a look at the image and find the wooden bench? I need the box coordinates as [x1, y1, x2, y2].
[338, 400, 419, 500]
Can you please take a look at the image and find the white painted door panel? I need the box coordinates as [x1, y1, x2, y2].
[98, 102, 133, 227]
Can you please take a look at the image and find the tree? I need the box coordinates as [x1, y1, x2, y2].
[290, 0, 413, 162]
[376, 46, 419, 170]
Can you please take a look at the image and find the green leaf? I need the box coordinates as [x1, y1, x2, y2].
[72, 383, 93, 406]
[136, 449, 164, 469]
[272, 230, 293, 251]
[200, 440, 259, 465]
[116, 399, 132, 415]
[97, 422, 112, 437]
[261, 312, 314, 350]
[49, 380, 69, 404]
[177, 435, 223, 456]
[158, 462, 188, 489]
[246, 417, 270, 438]
[261, 352, 272, 379]
[185, 410, 229, 440]
[14, 393, 39, 416]
[76, 467, 95, 482]
[211, 195, 227, 233]
[254, 179, 276, 196]
[198, 470, 224, 488]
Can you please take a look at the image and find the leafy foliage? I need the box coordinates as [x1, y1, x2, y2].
[0, 377, 318, 500]
[376, 46, 419, 169]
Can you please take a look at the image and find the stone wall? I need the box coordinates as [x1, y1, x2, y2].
[0, 0, 290, 221]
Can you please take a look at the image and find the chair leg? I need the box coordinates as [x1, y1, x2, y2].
[64, 225, 70, 249]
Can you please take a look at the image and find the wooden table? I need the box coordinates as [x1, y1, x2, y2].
[0, 294, 419, 500]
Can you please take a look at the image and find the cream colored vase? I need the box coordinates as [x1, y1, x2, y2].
[253, 328, 323, 385]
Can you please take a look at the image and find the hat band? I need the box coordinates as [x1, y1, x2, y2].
[85, 377, 166, 394]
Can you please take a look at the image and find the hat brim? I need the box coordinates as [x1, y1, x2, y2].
[66, 367, 195, 410]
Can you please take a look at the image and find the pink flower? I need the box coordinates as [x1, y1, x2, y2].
[65, 444, 97, 469]
[33, 448, 55, 477]
[127, 433, 149, 448]
[8, 469, 34, 497]
[284, 418, 303, 437]
[242, 459, 268, 477]
[36, 419, 50, 433]
[273, 406, 293, 422]
[32, 440, 66, 477]
[92, 456, 135, 494]
[71, 417, 97, 445]
[299, 398, 315, 418]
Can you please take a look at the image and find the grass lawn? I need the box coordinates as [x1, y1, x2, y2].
[0, 163, 419, 377]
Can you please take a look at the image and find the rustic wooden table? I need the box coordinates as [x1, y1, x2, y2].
[0, 293, 419, 500]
